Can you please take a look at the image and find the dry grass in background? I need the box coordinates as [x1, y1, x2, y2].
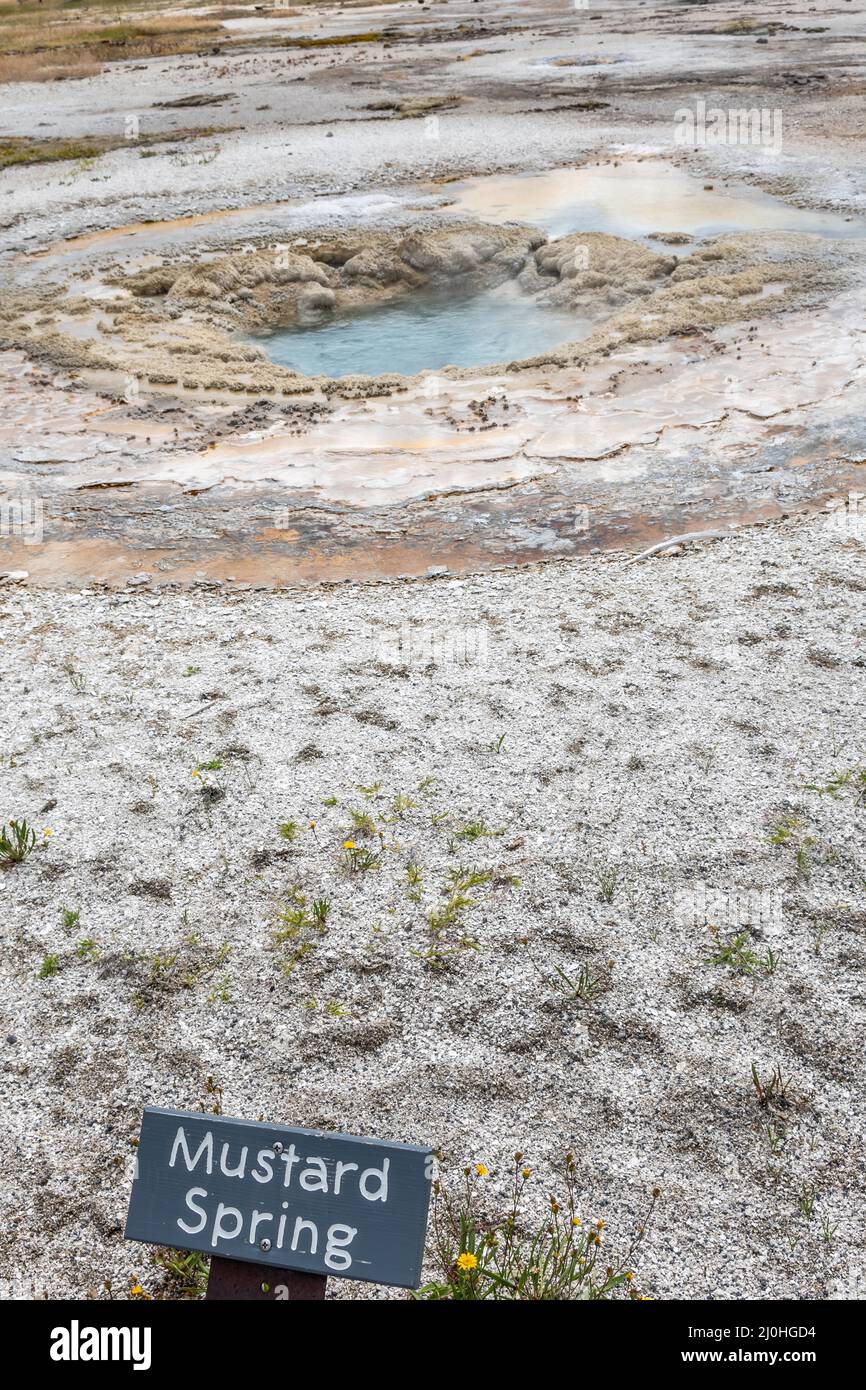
[0, 1, 224, 83]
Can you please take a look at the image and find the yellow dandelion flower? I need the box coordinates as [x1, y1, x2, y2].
[343, 840, 356, 850]
[626, 1271, 634, 1282]
[475, 1163, 488, 1177]
[572, 1217, 582, 1226]
[192, 769, 200, 778]
[42, 828, 53, 838]
[455, 1252, 478, 1272]
[130, 1284, 144, 1296]
[521, 1167, 531, 1179]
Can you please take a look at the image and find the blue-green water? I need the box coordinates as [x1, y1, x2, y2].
[260, 280, 589, 378]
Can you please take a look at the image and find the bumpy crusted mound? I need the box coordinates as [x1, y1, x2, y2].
[124, 223, 547, 331]
[528, 231, 677, 311]
[516, 230, 837, 365]
[166, 251, 331, 304]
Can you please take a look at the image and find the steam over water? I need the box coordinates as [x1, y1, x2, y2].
[262, 280, 590, 378]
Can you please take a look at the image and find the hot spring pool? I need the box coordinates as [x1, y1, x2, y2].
[257, 280, 590, 378]
[254, 162, 862, 379]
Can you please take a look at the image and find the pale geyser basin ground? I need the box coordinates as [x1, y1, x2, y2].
[3, 0, 866, 590]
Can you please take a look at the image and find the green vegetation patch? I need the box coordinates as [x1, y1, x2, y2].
[0, 127, 229, 171]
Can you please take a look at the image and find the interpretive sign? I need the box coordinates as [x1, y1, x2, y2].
[125, 1107, 433, 1289]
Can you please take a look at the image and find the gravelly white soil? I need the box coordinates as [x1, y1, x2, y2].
[1, 511, 864, 1299]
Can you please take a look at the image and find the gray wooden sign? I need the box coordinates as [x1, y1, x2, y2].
[125, 1107, 433, 1289]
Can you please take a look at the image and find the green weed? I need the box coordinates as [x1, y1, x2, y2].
[274, 888, 329, 972]
[0, 819, 36, 863]
[594, 864, 620, 904]
[416, 1154, 657, 1301]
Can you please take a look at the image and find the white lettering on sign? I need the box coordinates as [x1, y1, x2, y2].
[168, 1125, 386, 1270]
[178, 1186, 208, 1234]
[169, 1126, 389, 1197]
[170, 1127, 214, 1174]
[174, 1191, 359, 1268]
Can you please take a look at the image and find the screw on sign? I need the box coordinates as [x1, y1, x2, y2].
[125, 1108, 434, 1300]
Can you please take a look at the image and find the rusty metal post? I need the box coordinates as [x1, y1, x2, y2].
[206, 1255, 327, 1301]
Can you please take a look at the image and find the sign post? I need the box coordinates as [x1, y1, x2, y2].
[125, 1107, 433, 1298]
[205, 1255, 327, 1301]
